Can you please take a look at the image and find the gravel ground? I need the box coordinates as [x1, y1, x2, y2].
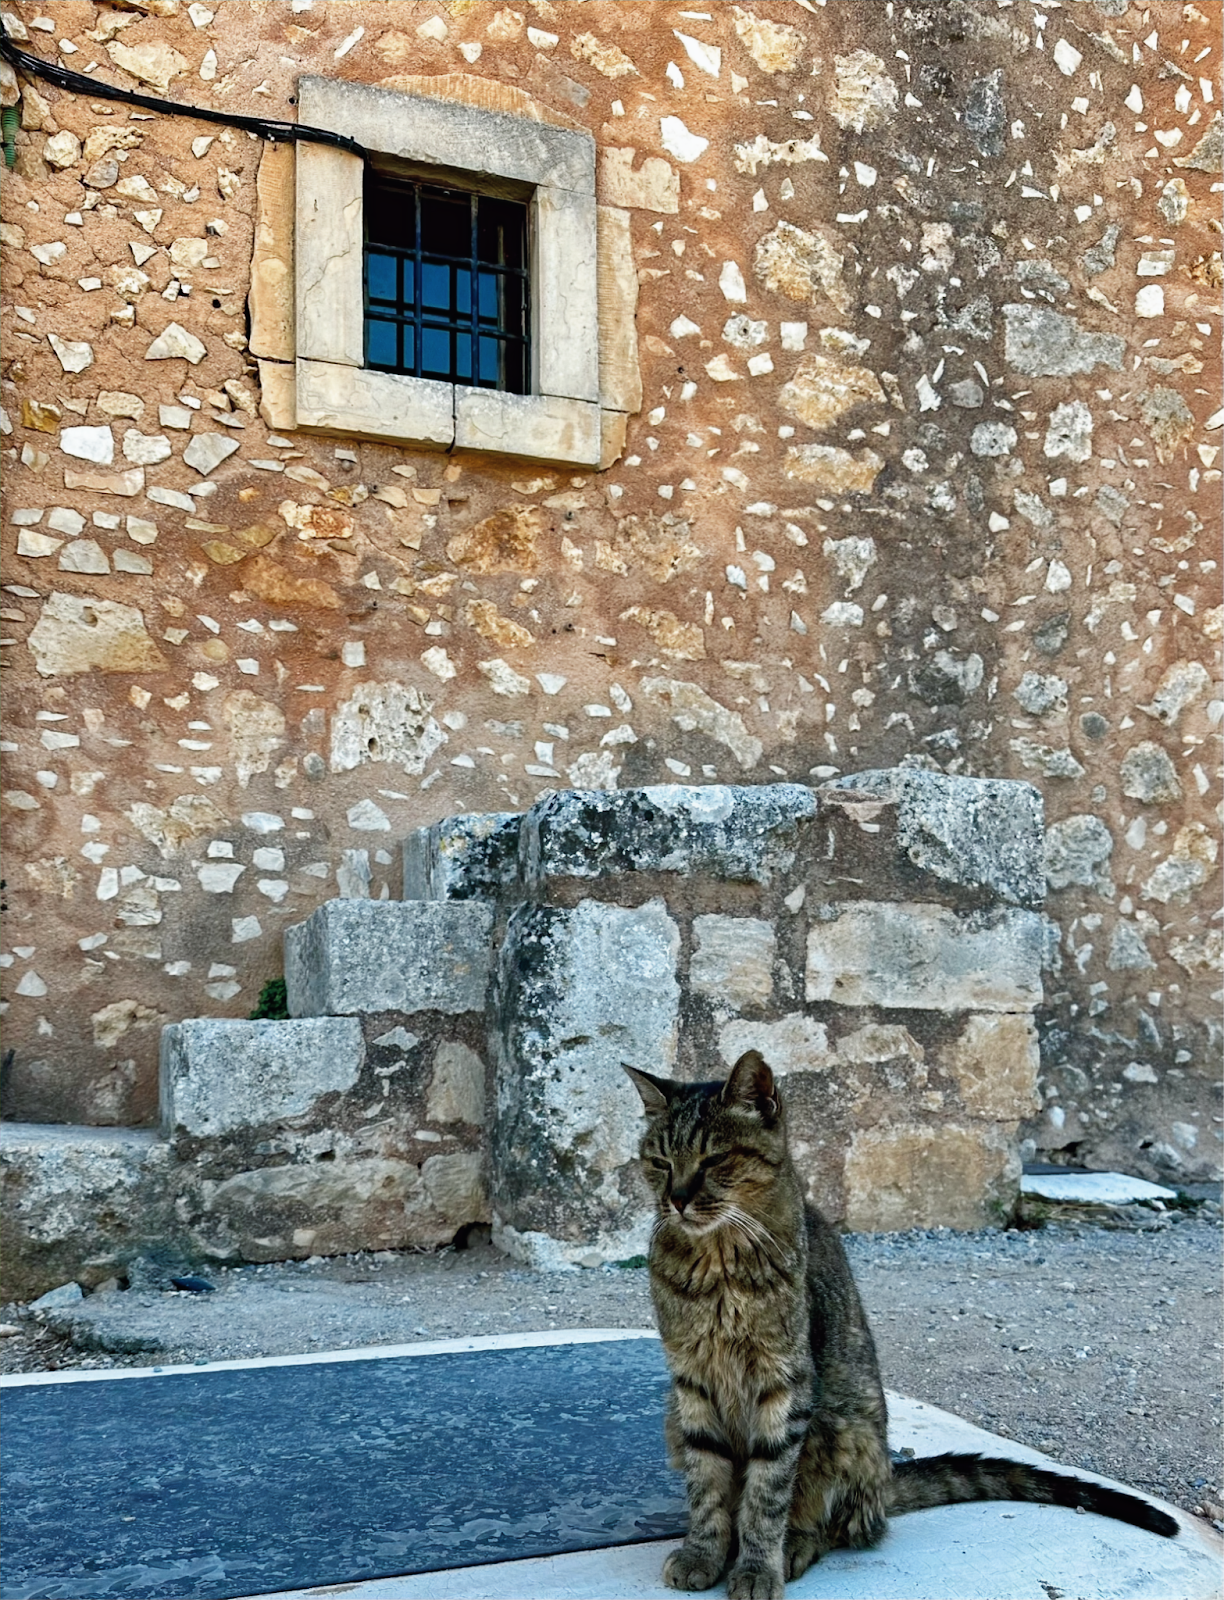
[3, 1206, 1220, 1529]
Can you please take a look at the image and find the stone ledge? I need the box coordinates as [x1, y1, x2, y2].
[285, 900, 494, 1017]
[160, 1018, 366, 1140]
[522, 783, 817, 894]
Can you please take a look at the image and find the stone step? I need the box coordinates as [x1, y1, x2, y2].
[0, 1122, 175, 1302]
[284, 899, 494, 1017]
[160, 1017, 366, 1141]
[402, 812, 521, 901]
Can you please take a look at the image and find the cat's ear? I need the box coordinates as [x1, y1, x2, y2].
[722, 1050, 779, 1122]
[622, 1064, 673, 1117]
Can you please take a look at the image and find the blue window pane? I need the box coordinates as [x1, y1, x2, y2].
[401, 324, 415, 369]
[421, 325, 452, 376]
[421, 262, 451, 313]
[455, 334, 472, 382]
[366, 318, 398, 367]
[478, 272, 500, 324]
[366, 252, 398, 303]
[478, 336, 501, 385]
[456, 271, 472, 317]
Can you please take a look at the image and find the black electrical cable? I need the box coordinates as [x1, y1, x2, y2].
[0, 36, 367, 158]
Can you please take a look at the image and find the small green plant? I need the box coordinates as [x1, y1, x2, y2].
[612, 1254, 649, 1270]
[248, 977, 289, 1020]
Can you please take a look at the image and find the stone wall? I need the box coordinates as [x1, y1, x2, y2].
[1, 771, 1047, 1295]
[0, 1, 1220, 1188]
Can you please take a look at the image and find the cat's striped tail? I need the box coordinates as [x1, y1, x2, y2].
[887, 1451, 1178, 1537]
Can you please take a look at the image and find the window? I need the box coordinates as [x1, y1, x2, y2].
[363, 172, 530, 394]
[248, 76, 641, 468]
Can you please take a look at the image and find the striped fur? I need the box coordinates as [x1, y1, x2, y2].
[624, 1053, 1176, 1599]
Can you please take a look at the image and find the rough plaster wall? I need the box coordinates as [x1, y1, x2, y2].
[0, 0, 1219, 1183]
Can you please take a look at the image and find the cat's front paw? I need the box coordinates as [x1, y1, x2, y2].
[727, 1560, 785, 1600]
[663, 1544, 724, 1591]
[784, 1529, 823, 1580]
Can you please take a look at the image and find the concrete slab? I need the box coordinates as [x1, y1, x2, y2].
[1021, 1171, 1180, 1204]
[246, 1380, 1220, 1600]
[2, 1332, 1216, 1600]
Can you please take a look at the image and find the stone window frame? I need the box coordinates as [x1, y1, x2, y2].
[251, 76, 640, 469]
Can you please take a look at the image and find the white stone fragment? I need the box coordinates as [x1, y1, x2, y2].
[970, 422, 1017, 458]
[183, 431, 239, 475]
[144, 322, 207, 363]
[719, 261, 747, 302]
[1045, 559, 1072, 593]
[30, 240, 67, 266]
[1135, 285, 1164, 318]
[479, 659, 531, 696]
[421, 647, 457, 681]
[347, 798, 391, 831]
[43, 131, 81, 169]
[1043, 401, 1093, 463]
[196, 861, 245, 893]
[122, 430, 172, 466]
[669, 315, 701, 338]
[58, 540, 110, 575]
[159, 405, 193, 430]
[59, 425, 114, 465]
[659, 115, 709, 163]
[46, 508, 85, 536]
[674, 31, 720, 78]
[1052, 38, 1082, 75]
[16, 530, 62, 558]
[126, 516, 158, 545]
[48, 334, 93, 373]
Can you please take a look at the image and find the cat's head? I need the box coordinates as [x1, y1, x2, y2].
[622, 1052, 786, 1235]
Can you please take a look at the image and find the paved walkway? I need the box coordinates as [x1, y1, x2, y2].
[2, 1331, 1218, 1600]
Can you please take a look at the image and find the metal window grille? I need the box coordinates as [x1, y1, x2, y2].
[363, 171, 530, 394]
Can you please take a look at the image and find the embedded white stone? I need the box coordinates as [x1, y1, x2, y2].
[58, 540, 111, 575]
[59, 425, 113, 465]
[183, 431, 240, 475]
[122, 430, 173, 465]
[144, 322, 207, 363]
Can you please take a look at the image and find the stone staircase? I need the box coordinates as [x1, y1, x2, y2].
[1, 771, 1048, 1299]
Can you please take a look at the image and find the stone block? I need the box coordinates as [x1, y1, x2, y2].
[401, 811, 522, 901]
[491, 897, 679, 1261]
[824, 769, 1045, 909]
[160, 1017, 365, 1139]
[843, 1123, 1020, 1231]
[0, 1123, 175, 1301]
[690, 915, 776, 1011]
[534, 185, 599, 404]
[597, 205, 642, 414]
[196, 1149, 487, 1263]
[943, 1014, 1041, 1122]
[523, 783, 817, 896]
[716, 1013, 832, 1074]
[294, 143, 363, 367]
[453, 387, 601, 467]
[804, 902, 1043, 1012]
[426, 1042, 487, 1126]
[295, 359, 454, 448]
[284, 900, 494, 1017]
[298, 76, 595, 195]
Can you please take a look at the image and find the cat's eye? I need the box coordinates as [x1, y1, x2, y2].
[649, 1157, 671, 1171]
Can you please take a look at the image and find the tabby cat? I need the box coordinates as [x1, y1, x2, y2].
[624, 1050, 1177, 1600]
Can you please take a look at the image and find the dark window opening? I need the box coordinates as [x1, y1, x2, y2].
[364, 170, 530, 394]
